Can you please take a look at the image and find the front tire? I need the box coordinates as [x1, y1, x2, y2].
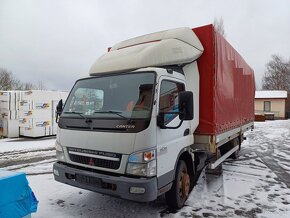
[165, 160, 190, 209]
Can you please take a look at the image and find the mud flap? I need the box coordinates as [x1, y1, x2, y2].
[205, 150, 223, 175]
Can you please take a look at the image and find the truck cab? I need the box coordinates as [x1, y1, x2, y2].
[54, 65, 200, 204]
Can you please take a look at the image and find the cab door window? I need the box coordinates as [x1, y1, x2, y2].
[159, 80, 185, 124]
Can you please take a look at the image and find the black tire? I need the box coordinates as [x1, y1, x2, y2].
[219, 142, 230, 156]
[165, 160, 191, 209]
[229, 137, 240, 159]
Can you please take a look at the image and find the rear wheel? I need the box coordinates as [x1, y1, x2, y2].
[219, 137, 240, 159]
[165, 160, 191, 209]
[229, 137, 240, 159]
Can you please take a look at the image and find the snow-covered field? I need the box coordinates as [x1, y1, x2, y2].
[1, 120, 290, 218]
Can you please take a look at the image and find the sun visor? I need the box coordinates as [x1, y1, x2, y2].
[89, 27, 204, 75]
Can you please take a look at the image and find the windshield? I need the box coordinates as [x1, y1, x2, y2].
[62, 72, 155, 119]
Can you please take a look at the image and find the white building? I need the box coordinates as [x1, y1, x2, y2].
[255, 90, 287, 119]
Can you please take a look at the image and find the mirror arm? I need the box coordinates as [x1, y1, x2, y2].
[158, 110, 185, 129]
[55, 112, 60, 123]
[160, 119, 184, 129]
[55, 99, 63, 123]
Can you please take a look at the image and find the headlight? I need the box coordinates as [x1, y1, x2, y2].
[55, 141, 65, 161]
[126, 149, 156, 177]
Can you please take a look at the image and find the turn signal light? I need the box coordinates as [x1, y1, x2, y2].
[144, 150, 155, 161]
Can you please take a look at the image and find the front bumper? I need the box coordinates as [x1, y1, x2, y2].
[53, 162, 158, 202]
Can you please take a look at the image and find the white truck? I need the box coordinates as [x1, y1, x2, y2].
[53, 24, 255, 209]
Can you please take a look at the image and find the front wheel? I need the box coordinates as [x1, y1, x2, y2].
[165, 160, 191, 209]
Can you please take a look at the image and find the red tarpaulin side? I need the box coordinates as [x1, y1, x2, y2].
[193, 24, 255, 135]
[192, 25, 216, 135]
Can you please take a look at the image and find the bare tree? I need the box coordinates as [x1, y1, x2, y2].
[0, 67, 45, 91]
[23, 82, 36, 90]
[262, 55, 290, 91]
[12, 77, 24, 90]
[37, 81, 46, 90]
[0, 68, 22, 90]
[214, 17, 226, 37]
[0, 68, 12, 90]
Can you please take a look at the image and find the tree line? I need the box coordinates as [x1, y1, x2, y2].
[0, 68, 46, 91]
[262, 55, 290, 92]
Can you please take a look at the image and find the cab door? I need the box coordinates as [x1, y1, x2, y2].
[156, 77, 192, 180]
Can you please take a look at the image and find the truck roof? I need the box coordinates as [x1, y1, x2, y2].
[89, 27, 204, 76]
[255, 90, 287, 99]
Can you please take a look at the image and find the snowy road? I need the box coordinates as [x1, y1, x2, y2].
[241, 121, 290, 187]
[0, 137, 56, 175]
[1, 120, 290, 217]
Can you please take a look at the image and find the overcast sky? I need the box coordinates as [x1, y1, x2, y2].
[0, 0, 290, 91]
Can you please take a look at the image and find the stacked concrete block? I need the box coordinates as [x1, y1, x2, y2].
[0, 90, 68, 138]
[18, 90, 68, 138]
[0, 91, 21, 138]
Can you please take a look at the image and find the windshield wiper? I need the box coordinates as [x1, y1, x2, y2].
[94, 110, 131, 121]
[63, 111, 92, 123]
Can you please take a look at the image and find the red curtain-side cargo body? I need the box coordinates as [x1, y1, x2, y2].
[193, 24, 255, 135]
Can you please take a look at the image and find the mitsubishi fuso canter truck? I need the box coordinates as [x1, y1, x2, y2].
[53, 24, 255, 209]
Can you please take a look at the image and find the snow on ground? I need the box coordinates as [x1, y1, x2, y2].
[0, 137, 56, 153]
[0, 137, 56, 175]
[177, 158, 290, 218]
[241, 120, 290, 188]
[1, 120, 290, 217]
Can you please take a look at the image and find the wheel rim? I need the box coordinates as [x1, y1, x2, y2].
[179, 169, 190, 199]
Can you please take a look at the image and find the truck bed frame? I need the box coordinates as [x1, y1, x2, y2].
[192, 122, 254, 169]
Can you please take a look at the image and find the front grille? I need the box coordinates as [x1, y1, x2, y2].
[67, 147, 122, 170]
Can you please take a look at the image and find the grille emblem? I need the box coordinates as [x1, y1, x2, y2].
[88, 158, 94, 166]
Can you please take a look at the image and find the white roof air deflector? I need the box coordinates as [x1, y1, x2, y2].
[89, 28, 204, 76]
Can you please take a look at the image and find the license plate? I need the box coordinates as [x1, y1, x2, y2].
[75, 174, 102, 186]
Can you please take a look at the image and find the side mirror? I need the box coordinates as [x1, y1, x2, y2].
[178, 91, 193, 121]
[55, 99, 63, 123]
[157, 91, 193, 129]
[157, 112, 166, 129]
